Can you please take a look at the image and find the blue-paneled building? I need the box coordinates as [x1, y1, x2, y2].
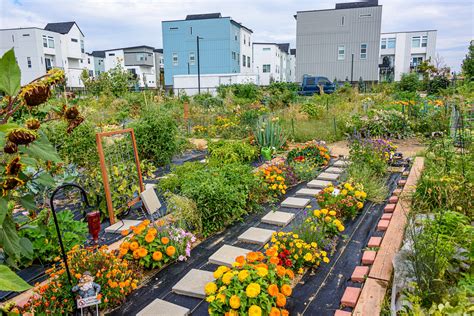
[162, 13, 253, 87]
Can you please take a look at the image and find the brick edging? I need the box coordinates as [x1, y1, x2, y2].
[352, 157, 424, 315]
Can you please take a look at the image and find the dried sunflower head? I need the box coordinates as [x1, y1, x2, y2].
[5, 157, 22, 176]
[2, 177, 25, 196]
[26, 118, 41, 130]
[67, 116, 84, 133]
[21, 84, 51, 107]
[65, 106, 79, 120]
[4, 141, 18, 154]
[7, 128, 38, 145]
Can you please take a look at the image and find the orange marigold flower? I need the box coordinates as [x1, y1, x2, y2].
[121, 241, 130, 250]
[246, 252, 259, 263]
[130, 241, 139, 251]
[286, 269, 295, 280]
[161, 237, 169, 245]
[269, 256, 280, 265]
[121, 229, 130, 236]
[266, 247, 277, 257]
[119, 248, 128, 256]
[281, 309, 289, 316]
[268, 284, 279, 297]
[276, 293, 286, 307]
[276, 265, 286, 277]
[152, 251, 163, 261]
[166, 246, 176, 257]
[145, 234, 155, 243]
[138, 247, 148, 258]
[235, 255, 245, 264]
[270, 307, 281, 316]
[281, 284, 292, 296]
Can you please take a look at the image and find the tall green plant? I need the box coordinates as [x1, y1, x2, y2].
[253, 117, 287, 150]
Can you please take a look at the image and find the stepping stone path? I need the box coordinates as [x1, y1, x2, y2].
[172, 269, 215, 299]
[261, 211, 295, 226]
[208, 245, 250, 267]
[295, 188, 321, 197]
[136, 299, 190, 316]
[307, 179, 332, 188]
[105, 219, 142, 234]
[333, 160, 350, 167]
[325, 167, 344, 174]
[281, 197, 311, 208]
[317, 172, 339, 181]
[238, 227, 275, 245]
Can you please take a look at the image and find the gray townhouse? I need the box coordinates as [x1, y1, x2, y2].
[295, 0, 382, 83]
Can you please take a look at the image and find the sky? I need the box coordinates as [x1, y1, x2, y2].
[1, 0, 472, 71]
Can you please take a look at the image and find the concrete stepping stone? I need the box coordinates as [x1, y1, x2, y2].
[295, 188, 321, 197]
[281, 197, 311, 208]
[317, 172, 339, 181]
[307, 179, 332, 188]
[137, 299, 190, 316]
[105, 219, 142, 234]
[208, 245, 250, 267]
[333, 160, 350, 167]
[172, 269, 215, 299]
[325, 167, 344, 174]
[261, 211, 295, 226]
[238, 227, 275, 245]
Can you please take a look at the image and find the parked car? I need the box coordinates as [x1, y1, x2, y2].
[298, 76, 336, 96]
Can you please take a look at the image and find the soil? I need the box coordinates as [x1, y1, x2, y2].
[328, 137, 426, 158]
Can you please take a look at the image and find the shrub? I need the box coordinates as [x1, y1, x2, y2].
[349, 138, 396, 175]
[287, 142, 330, 167]
[19, 209, 88, 263]
[193, 93, 224, 108]
[165, 193, 202, 234]
[207, 140, 258, 165]
[397, 73, 420, 92]
[130, 107, 179, 166]
[159, 163, 264, 236]
[21, 246, 142, 314]
[348, 109, 412, 139]
[316, 181, 367, 219]
[118, 220, 195, 270]
[300, 101, 325, 119]
[206, 251, 292, 316]
[427, 75, 450, 95]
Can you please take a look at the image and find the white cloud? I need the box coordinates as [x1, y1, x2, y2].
[1, 0, 471, 70]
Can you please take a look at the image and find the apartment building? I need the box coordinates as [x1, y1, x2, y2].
[289, 49, 296, 83]
[379, 30, 437, 82]
[295, 0, 382, 83]
[253, 43, 294, 85]
[162, 13, 253, 87]
[154, 49, 164, 87]
[102, 45, 157, 88]
[0, 21, 85, 87]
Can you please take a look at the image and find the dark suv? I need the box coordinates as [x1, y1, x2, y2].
[299, 76, 336, 96]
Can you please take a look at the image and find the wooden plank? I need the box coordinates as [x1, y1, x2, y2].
[353, 278, 389, 316]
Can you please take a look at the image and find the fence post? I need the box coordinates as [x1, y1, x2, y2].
[291, 117, 295, 138]
[333, 117, 337, 139]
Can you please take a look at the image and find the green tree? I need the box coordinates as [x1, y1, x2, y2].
[461, 42, 474, 80]
[82, 64, 138, 97]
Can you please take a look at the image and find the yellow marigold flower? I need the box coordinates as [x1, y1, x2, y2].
[311, 242, 318, 248]
[256, 267, 268, 278]
[249, 305, 262, 316]
[337, 225, 345, 232]
[222, 271, 234, 285]
[206, 295, 215, 303]
[341, 189, 348, 196]
[324, 216, 332, 223]
[313, 210, 321, 217]
[329, 210, 337, 216]
[357, 202, 364, 209]
[238, 269, 249, 282]
[229, 295, 241, 309]
[323, 257, 330, 263]
[321, 209, 328, 215]
[205, 282, 217, 295]
[246, 283, 261, 298]
[217, 293, 226, 303]
[304, 253, 313, 261]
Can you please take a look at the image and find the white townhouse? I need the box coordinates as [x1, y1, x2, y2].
[240, 27, 253, 75]
[253, 43, 294, 86]
[379, 30, 437, 81]
[0, 22, 86, 88]
[102, 45, 157, 88]
[289, 49, 296, 83]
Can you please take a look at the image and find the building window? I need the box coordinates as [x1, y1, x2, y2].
[189, 52, 195, 65]
[235, 33, 238, 41]
[341, 16, 345, 26]
[247, 56, 251, 68]
[243, 54, 246, 67]
[263, 48, 271, 51]
[88, 58, 90, 64]
[136, 53, 146, 61]
[172, 53, 178, 66]
[360, 43, 367, 59]
[359, 13, 372, 18]
[71, 38, 78, 43]
[80, 40, 84, 53]
[27, 57, 31, 68]
[170, 27, 178, 30]
[108, 53, 115, 56]
[232, 52, 236, 60]
[337, 45, 345, 60]
[237, 53, 240, 65]
[22, 33, 30, 37]
[421, 35, 428, 47]
[42, 36, 48, 48]
[411, 36, 421, 48]
[48, 37, 54, 48]
[262, 64, 271, 73]
[89, 70, 93, 77]
[190, 27, 192, 34]
[411, 56, 423, 67]
[244, 35, 246, 45]
[387, 38, 396, 49]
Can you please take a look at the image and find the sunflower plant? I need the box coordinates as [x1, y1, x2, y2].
[0, 49, 85, 271]
[205, 251, 292, 316]
[264, 232, 329, 275]
[118, 220, 196, 269]
[316, 181, 367, 219]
